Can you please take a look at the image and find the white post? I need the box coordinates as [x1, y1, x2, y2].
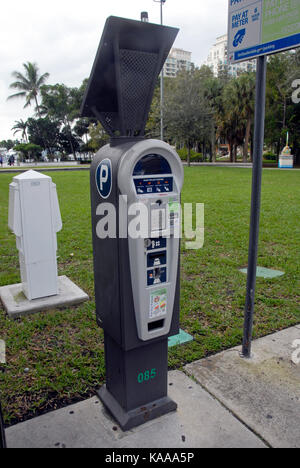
[8, 170, 62, 300]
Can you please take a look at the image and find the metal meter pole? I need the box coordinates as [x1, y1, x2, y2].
[242, 55, 267, 358]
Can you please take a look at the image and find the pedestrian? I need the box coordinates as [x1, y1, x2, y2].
[0, 155, 3, 167]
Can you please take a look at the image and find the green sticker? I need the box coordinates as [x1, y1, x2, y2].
[150, 289, 167, 319]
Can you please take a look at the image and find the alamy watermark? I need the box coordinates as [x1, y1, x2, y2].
[292, 79, 300, 104]
[95, 198, 205, 250]
[0, 340, 5, 364]
[291, 339, 300, 365]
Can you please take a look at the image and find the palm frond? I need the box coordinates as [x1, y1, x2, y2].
[7, 61, 50, 109]
[7, 91, 26, 101]
[37, 73, 50, 87]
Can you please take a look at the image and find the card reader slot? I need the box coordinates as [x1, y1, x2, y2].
[148, 319, 165, 332]
[147, 251, 167, 268]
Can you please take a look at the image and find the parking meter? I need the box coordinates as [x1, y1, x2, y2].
[81, 16, 182, 430]
[8, 170, 62, 300]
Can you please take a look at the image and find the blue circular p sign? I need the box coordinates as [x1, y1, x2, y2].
[96, 159, 112, 199]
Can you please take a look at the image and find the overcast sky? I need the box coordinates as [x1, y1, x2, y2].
[0, 0, 228, 141]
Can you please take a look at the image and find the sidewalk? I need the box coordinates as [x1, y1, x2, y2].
[5, 325, 300, 448]
[186, 325, 300, 448]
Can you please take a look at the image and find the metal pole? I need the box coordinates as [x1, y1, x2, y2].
[242, 55, 267, 358]
[160, 0, 164, 141]
[0, 402, 6, 449]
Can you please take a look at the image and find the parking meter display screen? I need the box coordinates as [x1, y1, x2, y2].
[133, 154, 172, 176]
[133, 154, 173, 195]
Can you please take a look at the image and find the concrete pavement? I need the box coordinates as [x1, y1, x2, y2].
[5, 325, 300, 448]
[186, 325, 300, 449]
[6, 371, 266, 449]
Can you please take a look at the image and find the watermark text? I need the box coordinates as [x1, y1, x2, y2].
[292, 79, 300, 104]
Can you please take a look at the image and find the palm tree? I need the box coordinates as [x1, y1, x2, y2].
[11, 119, 28, 142]
[220, 73, 255, 163]
[233, 73, 256, 162]
[7, 62, 49, 118]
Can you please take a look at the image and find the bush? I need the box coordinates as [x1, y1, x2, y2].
[177, 148, 188, 160]
[263, 152, 277, 161]
[190, 152, 203, 163]
[177, 148, 203, 162]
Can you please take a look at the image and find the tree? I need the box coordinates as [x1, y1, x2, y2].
[164, 68, 214, 166]
[88, 122, 109, 152]
[7, 62, 49, 117]
[0, 140, 17, 150]
[234, 73, 256, 162]
[265, 51, 300, 160]
[40, 83, 86, 160]
[146, 80, 161, 139]
[204, 75, 226, 162]
[218, 73, 255, 162]
[14, 143, 43, 162]
[27, 117, 60, 155]
[11, 119, 28, 142]
[58, 127, 82, 157]
[74, 118, 92, 143]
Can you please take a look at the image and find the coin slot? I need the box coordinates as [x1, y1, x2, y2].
[148, 319, 165, 332]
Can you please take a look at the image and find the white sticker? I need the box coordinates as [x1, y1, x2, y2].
[150, 289, 167, 319]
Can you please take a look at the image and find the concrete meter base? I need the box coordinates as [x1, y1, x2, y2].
[98, 387, 177, 432]
[98, 333, 177, 431]
[0, 276, 89, 319]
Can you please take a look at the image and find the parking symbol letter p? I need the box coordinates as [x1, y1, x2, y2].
[100, 165, 108, 191]
[96, 159, 112, 199]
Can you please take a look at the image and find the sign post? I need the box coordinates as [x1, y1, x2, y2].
[228, 0, 300, 358]
[242, 55, 267, 358]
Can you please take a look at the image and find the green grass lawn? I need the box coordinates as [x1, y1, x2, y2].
[0, 167, 299, 425]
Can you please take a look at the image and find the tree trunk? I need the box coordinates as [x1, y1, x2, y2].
[34, 95, 52, 157]
[230, 144, 234, 163]
[211, 126, 216, 163]
[250, 136, 254, 163]
[283, 98, 287, 129]
[187, 146, 191, 167]
[34, 95, 41, 119]
[233, 144, 237, 163]
[66, 119, 77, 161]
[243, 117, 251, 162]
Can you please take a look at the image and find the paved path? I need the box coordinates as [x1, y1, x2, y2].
[6, 371, 265, 449]
[0, 167, 90, 174]
[186, 325, 300, 449]
[5, 325, 300, 448]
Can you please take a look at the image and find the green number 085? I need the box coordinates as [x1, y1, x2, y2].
[137, 368, 157, 384]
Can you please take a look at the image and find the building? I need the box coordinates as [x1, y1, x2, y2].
[205, 34, 256, 77]
[163, 48, 192, 78]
